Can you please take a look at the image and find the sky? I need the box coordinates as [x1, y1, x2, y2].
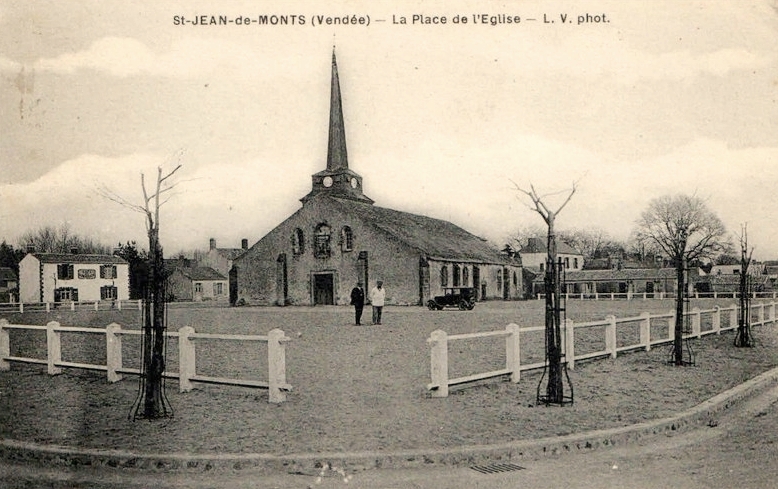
[1, 1, 777, 259]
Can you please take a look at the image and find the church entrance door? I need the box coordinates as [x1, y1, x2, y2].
[313, 272, 335, 305]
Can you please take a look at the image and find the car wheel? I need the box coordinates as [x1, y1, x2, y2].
[427, 300, 438, 310]
[458, 300, 468, 310]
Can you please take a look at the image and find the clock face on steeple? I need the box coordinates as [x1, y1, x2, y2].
[350, 177, 358, 188]
[323, 176, 333, 187]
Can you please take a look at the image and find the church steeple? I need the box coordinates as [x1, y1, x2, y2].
[301, 48, 373, 205]
[327, 48, 348, 171]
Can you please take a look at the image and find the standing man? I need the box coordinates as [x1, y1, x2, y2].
[369, 280, 386, 325]
[350, 281, 365, 325]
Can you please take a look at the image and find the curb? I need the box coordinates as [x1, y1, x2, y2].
[3, 366, 778, 475]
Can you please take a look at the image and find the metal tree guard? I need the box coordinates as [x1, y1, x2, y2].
[734, 224, 754, 348]
[668, 262, 695, 366]
[537, 257, 574, 406]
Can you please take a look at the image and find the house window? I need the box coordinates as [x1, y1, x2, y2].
[573, 258, 578, 269]
[314, 223, 331, 259]
[440, 265, 448, 287]
[100, 286, 117, 300]
[213, 282, 223, 295]
[291, 228, 304, 255]
[78, 269, 96, 279]
[453, 264, 461, 287]
[55, 287, 78, 302]
[194, 282, 203, 293]
[341, 226, 354, 252]
[462, 266, 469, 286]
[565, 257, 570, 269]
[100, 265, 117, 279]
[57, 264, 74, 280]
[513, 271, 518, 286]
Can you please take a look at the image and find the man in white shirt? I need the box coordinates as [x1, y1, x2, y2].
[369, 280, 386, 325]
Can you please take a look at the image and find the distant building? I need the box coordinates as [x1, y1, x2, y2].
[167, 266, 228, 302]
[529, 267, 702, 297]
[231, 51, 522, 306]
[0, 267, 18, 303]
[518, 237, 584, 273]
[19, 252, 129, 303]
[199, 238, 248, 277]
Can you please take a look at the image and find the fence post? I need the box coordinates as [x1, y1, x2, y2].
[179, 326, 196, 393]
[105, 323, 123, 383]
[19, 302, 23, 313]
[138, 299, 142, 311]
[46, 302, 50, 313]
[605, 315, 617, 359]
[769, 302, 776, 325]
[692, 307, 701, 338]
[94, 301, 99, 311]
[757, 303, 765, 326]
[117, 299, 122, 311]
[505, 324, 521, 382]
[564, 318, 575, 370]
[46, 321, 62, 375]
[639, 312, 651, 351]
[713, 305, 721, 335]
[668, 311, 675, 341]
[0, 319, 9, 371]
[729, 304, 738, 331]
[429, 330, 449, 398]
[70, 301, 75, 311]
[268, 328, 289, 403]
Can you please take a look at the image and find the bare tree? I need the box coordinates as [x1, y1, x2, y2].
[100, 161, 182, 419]
[18, 224, 111, 254]
[635, 194, 730, 365]
[514, 181, 577, 406]
[734, 223, 754, 348]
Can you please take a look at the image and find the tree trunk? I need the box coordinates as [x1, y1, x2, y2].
[141, 228, 168, 418]
[544, 216, 564, 402]
[673, 260, 685, 365]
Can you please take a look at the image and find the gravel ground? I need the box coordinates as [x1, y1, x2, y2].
[1, 300, 776, 456]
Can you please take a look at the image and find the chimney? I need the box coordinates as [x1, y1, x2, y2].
[241, 238, 248, 250]
[209, 238, 216, 250]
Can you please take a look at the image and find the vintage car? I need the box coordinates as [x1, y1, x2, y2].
[427, 287, 476, 311]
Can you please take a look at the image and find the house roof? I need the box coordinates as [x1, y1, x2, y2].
[328, 196, 514, 265]
[0, 267, 17, 281]
[519, 237, 581, 256]
[180, 267, 226, 281]
[533, 267, 681, 283]
[29, 253, 128, 265]
[215, 248, 246, 260]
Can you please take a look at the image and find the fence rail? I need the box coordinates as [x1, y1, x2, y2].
[0, 319, 291, 403]
[0, 300, 144, 313]
[427, 301, 777, 397]
[537, 291, 778, 301]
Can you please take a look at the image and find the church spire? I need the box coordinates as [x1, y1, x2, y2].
[327, 47, 348, 171]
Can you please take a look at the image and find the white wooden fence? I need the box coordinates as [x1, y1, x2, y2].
[0, 320, 292, 403]
[427, 301, 777, 397]
[0, 300, 144, 313]
[537, 291, 778, 301]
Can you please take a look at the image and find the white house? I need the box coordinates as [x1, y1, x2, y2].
[518, 237, 584, 272]
[19, 253, 130, 303]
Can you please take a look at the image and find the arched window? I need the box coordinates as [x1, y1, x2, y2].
[462, 266, 469, 286]
[453, 264, 461, 287]
[291, 228, 304, 255]
[440, 265, 448, 287]
[341, 226, 354, 252]
[497, 268, 503, 292]
[513, 271, 518, 286]
[314, 223, 331, 259]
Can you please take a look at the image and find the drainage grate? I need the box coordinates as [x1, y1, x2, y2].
[470, 462, 525, 474]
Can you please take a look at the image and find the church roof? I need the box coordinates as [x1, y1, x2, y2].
[328, 196, 513, 265]
[327, 49, 348, 171]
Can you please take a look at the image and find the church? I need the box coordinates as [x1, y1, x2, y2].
[232, 51, 522, 306]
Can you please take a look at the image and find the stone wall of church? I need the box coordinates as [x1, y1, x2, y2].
[234, 198, 427, 306]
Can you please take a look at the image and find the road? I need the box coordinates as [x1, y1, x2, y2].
[2, 383, 778, 489]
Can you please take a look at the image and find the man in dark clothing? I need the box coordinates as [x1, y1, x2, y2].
[350, 281, 365, 325]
